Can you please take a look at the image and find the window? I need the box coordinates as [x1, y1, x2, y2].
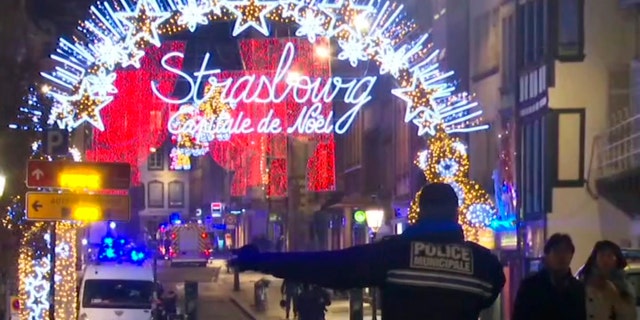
[472, 8, 500, 79]
[501, 14, 516, 91]
[535, 0, 546, 59]
[519, 116, 553, 220]
[148, 148, 163, 171]
[548, 108, 586, 187]
[518, 0, 550, 67]
[168, 181, 185, 208]
[82, 279, 154, 309]
[147, 181, 164, 208]
[554, 0, 585, 61]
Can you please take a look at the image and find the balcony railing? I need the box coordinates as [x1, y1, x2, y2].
[596, 112, 640, 178]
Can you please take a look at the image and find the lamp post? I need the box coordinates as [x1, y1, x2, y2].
[365, 208, 384, 320]
[0, 174, 5, 198]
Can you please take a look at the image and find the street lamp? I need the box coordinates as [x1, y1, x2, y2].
[364, 207, 384, 320]
[0, 174, 6, 198]
[365, 208, 384, 235]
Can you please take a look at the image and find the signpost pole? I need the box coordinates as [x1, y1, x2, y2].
[48, 222, 56, 320]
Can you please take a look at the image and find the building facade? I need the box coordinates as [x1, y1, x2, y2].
[138, 144, 191, 239]
[511, 0, 640, 274]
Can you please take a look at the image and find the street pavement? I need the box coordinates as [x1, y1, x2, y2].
[156, 259, 373, 320]
[157, 261, 250, 319]
[220, 268, 373, 320]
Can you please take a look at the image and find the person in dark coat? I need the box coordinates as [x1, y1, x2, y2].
[296, 284, 331, 320]
[281, 279, 301, 319]
[231, 183, 505, 320]
[513, 233, 586, 320]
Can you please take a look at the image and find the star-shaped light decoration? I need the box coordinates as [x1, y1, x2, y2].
[178, 0, 212, 32]
[121, 43, 145, 69]
[211, 0, 228, 15]
[412, 109, 441, 136]
[280, 0, 302, 18]
[391, 76, 437, 122]
[66, 82, 114, 131]
[50, 88, 84, 129]
[321, 0, 374, 38]
[116, 0, 171, 48]
[227, 0, 277, 36]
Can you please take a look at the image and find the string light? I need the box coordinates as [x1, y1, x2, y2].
[41, 0, 487, 138]
[409, 127, 496, 242]
[54, 222, 78, 320]
[169, 85, 234, 169]
[18, 222, 49, 320]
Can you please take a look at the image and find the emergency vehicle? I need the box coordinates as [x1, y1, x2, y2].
[78, 263, 155, 320]
[167, 222, 212, 267]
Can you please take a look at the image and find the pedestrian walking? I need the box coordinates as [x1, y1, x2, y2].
[231, 182, 505, 320]
[513, 233, 586, 320]
[296, 284, 331, 320]
[281, 279, 301, 319]
[577, 240, 636, 320]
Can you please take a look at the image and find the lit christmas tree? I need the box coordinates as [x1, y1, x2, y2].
[409, 127, 496, 242]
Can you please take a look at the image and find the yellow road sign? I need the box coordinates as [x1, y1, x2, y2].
[26, 192, 130, 222]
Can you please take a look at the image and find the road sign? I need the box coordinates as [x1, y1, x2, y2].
[8, 295, 19, 320]
[26, 192, 130, 221]
[26, 160, 131, 189]
[43, 129, 69, 156]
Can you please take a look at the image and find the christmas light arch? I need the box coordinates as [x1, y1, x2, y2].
[40, 0, 490, 139]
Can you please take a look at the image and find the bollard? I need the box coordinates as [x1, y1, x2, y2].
[184, 281, 198, 320]
[233, 268, 240, 292]
[253, 278, 270, 312]
[349, 288, 364, 320]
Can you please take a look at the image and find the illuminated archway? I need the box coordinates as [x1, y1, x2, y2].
[41, 0, 487, 139]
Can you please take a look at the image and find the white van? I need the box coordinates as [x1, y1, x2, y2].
[78, 263, 156, 320]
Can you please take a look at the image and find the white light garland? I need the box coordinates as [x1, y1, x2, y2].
[39, 0, 490, 137]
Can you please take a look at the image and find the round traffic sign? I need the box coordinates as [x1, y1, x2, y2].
[10, 296, 19, 312]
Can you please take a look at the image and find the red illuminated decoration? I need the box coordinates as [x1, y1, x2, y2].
[209, 38, 336, 196]
[86, 41, 187, 184]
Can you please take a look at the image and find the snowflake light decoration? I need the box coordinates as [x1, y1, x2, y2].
[177, 0, 212, 32]
[84, 68, 118, 96]
[437, 158, 459, 178]
[295, 8, 328, 43]
[466, 203, 494, 228]
[338, 35, 368, 67]
[37, 0, 490, 137]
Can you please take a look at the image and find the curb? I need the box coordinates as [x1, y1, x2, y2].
[229, 296, 259, 320]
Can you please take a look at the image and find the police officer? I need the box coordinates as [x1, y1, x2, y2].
[231, 183, 505, 320]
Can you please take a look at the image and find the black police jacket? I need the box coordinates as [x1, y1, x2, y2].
[239, 221, 506, 320]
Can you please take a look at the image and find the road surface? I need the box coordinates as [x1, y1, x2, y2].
[158, 263, 251, 320]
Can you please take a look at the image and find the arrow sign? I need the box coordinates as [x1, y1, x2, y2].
[25, 192, 130, 221]
[31, 201, 42, 212]
[26, 160, 131, 189]
[31, 169, 44, 181]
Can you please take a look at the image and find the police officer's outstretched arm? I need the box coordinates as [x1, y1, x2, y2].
[231, 243, 386, 289]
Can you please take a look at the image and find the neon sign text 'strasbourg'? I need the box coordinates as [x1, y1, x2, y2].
[154, 42, 377, 140]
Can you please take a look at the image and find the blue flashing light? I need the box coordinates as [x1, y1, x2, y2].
[97, 234, 148, 264]
[169, 213, 181, 225]
[130, 250, 146, 262]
